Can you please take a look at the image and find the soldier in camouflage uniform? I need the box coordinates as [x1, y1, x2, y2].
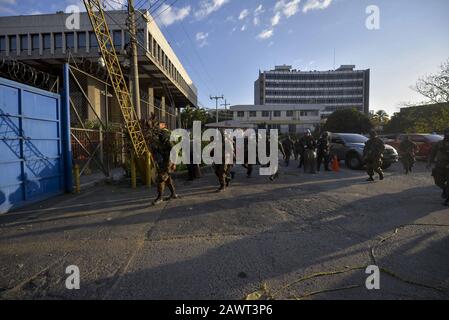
[268, 137, 286, 181]
[293, 136, 302, 162]
[363, 130, 385, 182]
[142, 118, 179, 206]
[301, 130, 317, 173]
[316, 131, 331, 172]
[213, 134, 235, 192]
[241, 136, 254, 178]
[281, 135, 294, 166]
[399, 136, 418, 175]
[428, 127, 449, 206]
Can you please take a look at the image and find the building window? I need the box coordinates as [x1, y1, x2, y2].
[113, 30, 122, 49]
[289, 124, 296, 133]
[20, 34, 28, 53]
[237, 111, 245, 118]
[42, 33, 51, 51]
[249, 111, 257, 117]
[89, 32, 98, 49]
[273, 111, 281, 117]
[0, 36, 6, 54]
[124, 32, 130, 47]
[65, 32, 74, 50]
[262, 111, 270, 117]
[286, 110, 293, 117]
[77, 32, 86, 49]
[9, 35, 17, 53]
[54, 33, 62, 50]
[31, 34, 39, 52]
[152, 39, 156, 56]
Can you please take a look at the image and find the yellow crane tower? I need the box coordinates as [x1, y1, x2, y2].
[83, 0, 155, 186]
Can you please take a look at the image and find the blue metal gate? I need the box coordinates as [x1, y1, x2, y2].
[0, 77, 64, 214]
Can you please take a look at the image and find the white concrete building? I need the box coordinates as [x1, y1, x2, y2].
[230, 104, 325, 134]
[255, 65, 370, 114]
[0, 10, 197, 128]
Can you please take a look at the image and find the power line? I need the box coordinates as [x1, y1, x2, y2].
[102, 1, 207, 109]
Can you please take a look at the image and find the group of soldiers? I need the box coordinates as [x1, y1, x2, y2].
[142, 116, 449, 207]
[280, 130, 332, 173]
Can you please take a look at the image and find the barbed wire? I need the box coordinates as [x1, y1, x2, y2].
[0, 58, 59, 93]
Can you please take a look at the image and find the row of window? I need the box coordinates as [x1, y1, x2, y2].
[264, 81, 364, 89]
[0, 31, 194, 100]
[265, 89, 364, 97]
[265, 97, 364, 104]
[235, 110, 320, 118]
[0, 32, 107, 53]
[264, 73, 365, 81]
[325, 106, 364, 112]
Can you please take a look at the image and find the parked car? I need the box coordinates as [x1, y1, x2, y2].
[330, 133, 399, 170]
[382, 134, 443, 160]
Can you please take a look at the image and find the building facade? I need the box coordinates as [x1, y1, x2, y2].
[254, 65, 370, 114]
[231, 104, 325, 134]
[0, 10, 198, 128]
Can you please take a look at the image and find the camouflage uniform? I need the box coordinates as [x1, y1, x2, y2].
[241, 136, 253, 178]
[363, 131, 385, 181]
[147, 126, 178, 205]
[293, 138, 302, 161]
[399, 137, 418, 174]
[301, 132, 317, 173]
[269, 140, 286, 181]
[213, 136, 234, 192]
[317, 132, 331, 172]
[281, 136, 294, 166]
[428, 128, 449, 205]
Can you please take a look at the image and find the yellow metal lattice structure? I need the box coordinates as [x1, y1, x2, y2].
[83, 0, 149, 158]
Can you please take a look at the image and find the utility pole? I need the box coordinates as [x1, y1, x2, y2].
[128, 0, 141, 120]
[220, 99, 230, 110]
[210, 95, 224, 125]
[221, 99, 231, 121]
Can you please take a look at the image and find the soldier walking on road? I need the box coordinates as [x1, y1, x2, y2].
[428, 127, 449, 206]
[281, 135, 294, 167]
[317, 131, 331, 172]
[213, 134, 235, 192]
[293, 136, 302, 162]
[363, 130, 385, 182]
[399, 136, 418, 175]
[302, 130, 317, 174]
[143, 118, 179, 206]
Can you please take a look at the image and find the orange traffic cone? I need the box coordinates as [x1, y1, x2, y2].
[331, 155, 340, 172]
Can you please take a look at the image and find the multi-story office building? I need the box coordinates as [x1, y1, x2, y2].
[254, 65, 370, 114]
[231, 104, 325, 134]
[0, 10, 198, 128]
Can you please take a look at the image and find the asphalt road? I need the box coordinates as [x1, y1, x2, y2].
[0, 161, 448, 300]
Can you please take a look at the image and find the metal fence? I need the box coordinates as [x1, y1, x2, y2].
[68, 57, 178, 179]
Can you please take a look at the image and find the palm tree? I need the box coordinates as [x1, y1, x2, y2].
[371, 110, 390, 125]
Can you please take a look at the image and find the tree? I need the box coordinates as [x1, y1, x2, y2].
[324, 108, 373, 134]
[180, 107, 212, 129]
[414, 59, 449, 104]
[384, 103, 449, 134]
[370, 110, 390, 126]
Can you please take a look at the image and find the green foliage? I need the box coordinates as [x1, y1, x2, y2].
[370, 110, 390, 127]
[323, 108, 373, 134]
[180, 107, 213, 129]
[384, 103, 449, 134]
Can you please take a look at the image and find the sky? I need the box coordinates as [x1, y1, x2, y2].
[1, 0, 449, 115]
